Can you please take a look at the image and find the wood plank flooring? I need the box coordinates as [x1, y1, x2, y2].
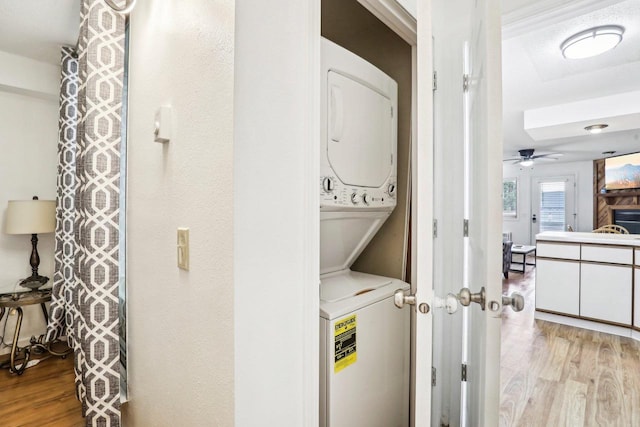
[3, 256, 640, 426]
[0, 353, 84, 426]
[500, 257, 640, 427]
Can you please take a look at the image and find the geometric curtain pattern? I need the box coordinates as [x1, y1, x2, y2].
[47, 1, 125, 426]
[46, 46, 79, 346]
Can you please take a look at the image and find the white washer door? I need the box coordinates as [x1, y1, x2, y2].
[327, 71, 393, 188]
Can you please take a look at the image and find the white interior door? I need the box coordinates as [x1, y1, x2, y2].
[460, 0, 503, 424]
[531, 176, 576, 239]
[412, 0, 502, 425]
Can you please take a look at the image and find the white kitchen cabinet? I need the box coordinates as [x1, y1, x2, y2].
[536, 242, 580, 260]
[580, 263, 632, 325]
[581, 245, 632, 265]
[635, 268, 640, 328]
[536, 258, 580, 316]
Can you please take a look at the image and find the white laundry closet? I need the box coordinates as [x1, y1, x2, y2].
[319, 2, 413, 425]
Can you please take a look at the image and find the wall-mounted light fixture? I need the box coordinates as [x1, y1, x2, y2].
[585, 124, 609, 134]
[561, 25, 624, 59]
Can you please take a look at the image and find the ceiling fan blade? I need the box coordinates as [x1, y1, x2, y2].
[531, 153, 563, 159]
[503, 157, 522, 162]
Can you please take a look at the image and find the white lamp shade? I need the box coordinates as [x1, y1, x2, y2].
[5, 200, 56, 235]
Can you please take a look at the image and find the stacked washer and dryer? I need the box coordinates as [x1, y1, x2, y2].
[319, 38, 410, 427]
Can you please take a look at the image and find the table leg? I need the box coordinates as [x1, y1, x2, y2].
[40, 302, 49, 324]
[9, 307, 29, 375]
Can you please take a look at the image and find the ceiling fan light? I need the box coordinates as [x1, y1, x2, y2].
[519, 159, 534, 167]
[585, 124, 608, 134]
[561, 25, 624, 59]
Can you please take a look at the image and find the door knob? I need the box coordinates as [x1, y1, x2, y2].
[394, 289, 456, 315]
[502, 292, 525, 312]
[394, 289, 415, 309]
[457, 287, 486, 310]
[532, 214, 537, 223]
[434, 293, 459, 314]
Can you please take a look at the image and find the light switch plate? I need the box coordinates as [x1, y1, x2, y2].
[154, 105, 172, 143]
[177, 227, 189, 270]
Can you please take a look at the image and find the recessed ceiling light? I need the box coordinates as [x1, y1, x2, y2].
[585, 124, 609, 134]
[561, 25, 624, 59]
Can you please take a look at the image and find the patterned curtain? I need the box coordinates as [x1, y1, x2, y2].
[46, 1, 126, 426]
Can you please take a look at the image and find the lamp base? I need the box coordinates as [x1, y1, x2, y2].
[19, 275, 49, 291]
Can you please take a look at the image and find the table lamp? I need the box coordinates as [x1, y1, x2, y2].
[5, 196, 56, 291]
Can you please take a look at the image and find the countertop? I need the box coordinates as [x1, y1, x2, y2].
[536, 231, 640, 247]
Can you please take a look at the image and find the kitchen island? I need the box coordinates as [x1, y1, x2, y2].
[535, 231, 640, 341]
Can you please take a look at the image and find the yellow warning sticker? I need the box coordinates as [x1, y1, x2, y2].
[334, 314, 357, 373]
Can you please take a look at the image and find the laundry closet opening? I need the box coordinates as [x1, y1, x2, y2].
[319, 1, 414, 426]
[322, 0, 413, 280]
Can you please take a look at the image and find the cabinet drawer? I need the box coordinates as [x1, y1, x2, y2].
[582, 245, 632, 265]
[580, 263, 631, 325]
[536, 242, 580, 260]
[536, 258, 580, 315]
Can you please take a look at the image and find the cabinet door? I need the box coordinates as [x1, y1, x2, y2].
[536, 259, 580, 315]
[635, 268, 640, 328]
[581, 263, 632, 325]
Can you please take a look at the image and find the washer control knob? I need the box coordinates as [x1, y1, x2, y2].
[362, 193, 370, 205]
[351, 193, 360, 205]
[322, 177, 334, 193]
[388, 183, 396, 197]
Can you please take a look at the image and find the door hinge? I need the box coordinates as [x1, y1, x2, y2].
[391, 106, 394, 117]
[433, 71, 438, 91]
[432, 367, 437, 386]
[433, 219, 438, 238]
[463, 73, 469, 92]
[461, 363, 467, 382]
[463, 219, 469, 237]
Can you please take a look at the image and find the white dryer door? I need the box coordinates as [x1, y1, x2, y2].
[327, 71, 393, 188]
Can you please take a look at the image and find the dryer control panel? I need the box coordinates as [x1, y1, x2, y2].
[320, 175, 396, 210]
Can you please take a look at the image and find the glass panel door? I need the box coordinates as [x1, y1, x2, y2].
[539, 181, 566, 232]
[531, 177, 576, 240]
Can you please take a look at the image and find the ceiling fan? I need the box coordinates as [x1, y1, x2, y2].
[503, 149, 563, 167]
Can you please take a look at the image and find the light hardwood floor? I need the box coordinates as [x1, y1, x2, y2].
[500, 256, 640, 427]
[3, 260, 639, 426]
[0, 353, 84, 426]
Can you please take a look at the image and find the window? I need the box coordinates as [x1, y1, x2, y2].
[539, 181, 566, 232]
[503, 178, 517, 218]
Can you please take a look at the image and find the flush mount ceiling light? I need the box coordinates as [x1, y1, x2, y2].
[561, 25, 625, 59]
[585, 124, 609, 134]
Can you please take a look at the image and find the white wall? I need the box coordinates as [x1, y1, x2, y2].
[502, 160, 593, 244]
[0, 52, 58, 354]
[234, 0, 319, 425]
[123, 1, 235, 425]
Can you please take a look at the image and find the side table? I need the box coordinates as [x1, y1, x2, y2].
[0, 289, 69, 375]
[510, 245, 537, 274]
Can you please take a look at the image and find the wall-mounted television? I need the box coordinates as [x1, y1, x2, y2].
[605, 152, 640, 190]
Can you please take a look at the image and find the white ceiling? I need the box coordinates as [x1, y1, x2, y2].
[0, 0, 80, 65]
[0, 0, 636, 164]
[501, 0, 640, 163]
